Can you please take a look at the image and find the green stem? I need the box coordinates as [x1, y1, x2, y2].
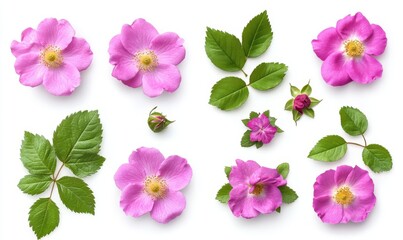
[241, 69, 248, 77]
[347, 142, 365, 148]
[362, 134, 367, 147]
[49, 163, 65, 199]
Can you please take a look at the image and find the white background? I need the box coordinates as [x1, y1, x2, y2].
[0, 0, 401, 239]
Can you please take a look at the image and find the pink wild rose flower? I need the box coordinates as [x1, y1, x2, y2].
[228, 160, 286, 219]
[247, 114, 277, 144]
[313, 165, 376, 224]
[11, 18, 93, 96]
[312, 12, 387, 86]
[114, 147, 192, 223]
[108, 19, 185, 97]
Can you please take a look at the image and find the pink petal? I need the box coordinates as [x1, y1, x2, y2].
[62, 37, 93, 71]
[14, 53, 45, 87]
[313, 169, 336, 198]
[259, 114, 269, 126]
[158, 155, 192, 191]
[342, 194, 376, 223]
[247, 118, 261, 131]
[108, 34, 133, 65]
[252, 185, 282, 214]
[122, 72, 143, 88]
[229, 159, 260, 186]
[150, 190, 186, 223]
[142, 64, 181, 97]
[149, 32, 185, 65]
[346, 166, 375, 198]
[249, 167, 286, 187]
[321, 52, 352, 86]
[312, 27, 343, 61]
[336, 12, 373, 41]
[364, 24, 387, 56]
[334, 165, 353, 187]
[346, 54, 383, 84]
[228, 185, 259, 219]
[128, 147, 164, 176]
[112, 60, 139, 81]
[21, 27, 37, 42]
[120, 184, 154, 217]
[37, 18, 75, 49]
[121, 19, 158, 54]
[313, 196, 343, 224]
[114, 163, 146, 190]
[43, 63, 80, 96]
[11, 28, 40, 57]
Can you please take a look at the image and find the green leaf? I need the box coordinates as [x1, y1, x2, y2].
[301, 83, 312, 95]
[284, 99, 293, 111]
[249, 62, 287, 90]
[209, 77, 249, 110]
[18, 175, 52, 195]
[279, 186, 298, 204]
[225, 166, 232, 179]
[216, 183, 232, 203]
[205, 27, 246, 71]
[53, 110, 102, 163]
[310, 97, 321, 108]
[20, 132, 56, 175]
[242, 10, 272, 58]
[256, 142, 263, 149]
[303, 108, 315, 118]
[339, 106, 368, 136]
[362, 144, 392, 173]
[292, 109, 302, 123]
[241, 130, 255, 147]
[29, 198, 59, 239]
[276, 207, 281, 213]
[250, 111, 259, 119]
[65, 154, 105, 178]
[56, 176, 95, 214]
[308, 135, 347, 162]
[290, 84, 300, 97]
[276, 163, 289, 179]
[241, 119, 249, 126]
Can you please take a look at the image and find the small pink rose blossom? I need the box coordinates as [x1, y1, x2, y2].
[11, 18, 93, 96]
[312, 12, 387, 86]
[228, 160, 286, 219]
[293, 94, 311, 113]
[313, 165, 376, 224]
[108, 19, 185, 97]
[247, 114, 277, 144]
[114, 147, 192, 223]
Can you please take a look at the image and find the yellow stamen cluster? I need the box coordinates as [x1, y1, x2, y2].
[333, 186, 354, 205]
[40, 46, 63, 68]
[251, 184, 264, 196]
[344, 40, 365, 58]
[144, 176, 167, 199]
[134, 50, 158, 71]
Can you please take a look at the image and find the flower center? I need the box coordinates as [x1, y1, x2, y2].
[344, 40, 364, 58]
[333, 186, 354, 205]
[134, 50, 158, 71]
[250, 184, 264, 196]
[40, 46, 63, 68]
[144, 176, 167, 199]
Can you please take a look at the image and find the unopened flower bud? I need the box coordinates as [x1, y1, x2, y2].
[147, 107, 174, 133]
[293, 94, 311, 113]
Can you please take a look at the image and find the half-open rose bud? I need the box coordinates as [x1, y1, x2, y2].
[293, 94, 311, 113]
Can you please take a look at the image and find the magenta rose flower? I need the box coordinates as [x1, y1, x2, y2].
[313, 165, 376, 224]
[11, 18, 93, 96]
[312, 12, 387, 86]
[247, 114, 277, 144]
[114, 147, 192, 223]
[228, 160, 286, 219]
[108, 19, 185, 97]
[293, 94, 311, 113]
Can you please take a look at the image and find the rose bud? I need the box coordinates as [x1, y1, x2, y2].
[293, 94, 311, 113]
